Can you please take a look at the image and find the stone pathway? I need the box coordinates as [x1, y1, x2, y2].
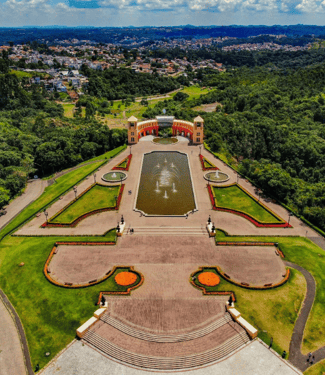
[0, 290, 33, 375]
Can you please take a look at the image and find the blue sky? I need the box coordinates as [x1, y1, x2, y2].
[0, 0, 325, 27]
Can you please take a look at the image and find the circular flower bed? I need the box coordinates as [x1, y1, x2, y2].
[198, 272, 220, 286]
[115, 271, 137, 286]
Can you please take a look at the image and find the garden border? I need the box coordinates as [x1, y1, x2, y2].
[112, 154, 132, 171]
[207, 183, 291, 228]
[199, 154, 219, 171]
[44, 241, 116, 288]
[190, 267, 236, 301]
[41, 184, 124, 228]
[97, 266, 144, 304]
[191, 266, 290, 292]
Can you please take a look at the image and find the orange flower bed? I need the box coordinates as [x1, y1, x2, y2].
[198, 272, 220, 286]
[115, 271, 137, 286]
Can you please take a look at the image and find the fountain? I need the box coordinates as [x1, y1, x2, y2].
[136, 151, 196, 216]
[156, 163, 160, 168]
[112, 172, 117, 178]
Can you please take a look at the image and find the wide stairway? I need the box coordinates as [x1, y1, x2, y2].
[83, 312, 251, 370]
[126, 226, 207, 236]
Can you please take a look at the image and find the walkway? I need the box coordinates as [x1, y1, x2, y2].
[0, 290, 33, 375]
[41, 339, 301, 375]
[0, 179, 46, 231]
[286, 261, 325, 372]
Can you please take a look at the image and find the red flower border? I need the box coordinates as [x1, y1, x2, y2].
[199, 154, 219, 171]
[112, 154, 132, 171]
[41, 184, 125, 228]
[207, 184, 292, 228]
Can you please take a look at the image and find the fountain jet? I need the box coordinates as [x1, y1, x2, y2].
[164, 191, 168, 199]
[172, 183, 177, 193]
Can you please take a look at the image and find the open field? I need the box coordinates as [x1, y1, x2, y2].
[213, 185, 283, 223]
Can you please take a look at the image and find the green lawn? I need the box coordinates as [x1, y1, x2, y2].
[0, 233, 118, 369]
[193, 266, 306, 354]
[86, 144, 127, 162]
[212, 185, 282, 223]
[215, 231, 325, 354]
[51, 185, 120, 224]
[0, 161, 104, 242]
[304, 359, 325, 374]
[172, 86, 211, 98]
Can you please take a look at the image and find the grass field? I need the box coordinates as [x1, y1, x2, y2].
[215, 230, 325, 354]
[213, 185, 282, 223]
[51, 185, 119, 224]
[0, 233, 117, 369]
[193, 266, 306, 355]
[304, 359, 325, 374]
[0, 161, 104, 242]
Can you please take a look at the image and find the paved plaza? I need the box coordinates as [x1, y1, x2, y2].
[41, 339, 302, 375]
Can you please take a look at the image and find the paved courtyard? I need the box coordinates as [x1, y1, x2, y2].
[41, 339, 302, 375]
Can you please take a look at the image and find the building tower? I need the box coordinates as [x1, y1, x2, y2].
[127, 116, 138, 145]
[193, 116, 204, 145]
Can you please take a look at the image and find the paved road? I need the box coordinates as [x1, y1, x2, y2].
[0, 179, 46, 231]
[0, 291, 29, 375]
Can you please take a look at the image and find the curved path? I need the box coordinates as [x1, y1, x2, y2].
[286, 261, 324, 371]
[0, 289, 34, 375]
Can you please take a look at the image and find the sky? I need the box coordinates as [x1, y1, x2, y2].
[0, 0, 325, 27]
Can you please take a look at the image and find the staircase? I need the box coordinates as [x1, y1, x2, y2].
[125, 226, 207, 236]
[83, 328, 250, 370]
[100, 313, 232, 343]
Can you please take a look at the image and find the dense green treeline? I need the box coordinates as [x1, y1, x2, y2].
[0, 55, 127, 209]
[150, 47, 325, 70]
[144, 65, 325, 231]
[82, 66, 180, 100]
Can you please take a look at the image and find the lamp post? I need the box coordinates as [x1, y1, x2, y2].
[44, 209, 49, 223]
[114, 195, 118, 208]
[199, 145, 202, 155]
[288, 212, 293, 226]
[121, 215, 124, 224]
[116, 222, 120, 233]
[207, 215, 211, 224]
[258, 189, 262, 201]
[94, 173, 96, 183]
[73, 186, 77, 199]
[237, 173, 239, 183]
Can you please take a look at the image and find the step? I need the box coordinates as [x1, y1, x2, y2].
[83, 329, 250, 370]
[125, 227, 207, 236]
[100, 313, 232, 343]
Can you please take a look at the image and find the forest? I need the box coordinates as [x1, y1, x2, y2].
[0, 53, 127, 208]
[82, 66, 180, 100]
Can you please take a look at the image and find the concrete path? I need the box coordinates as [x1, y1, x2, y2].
[0, 290, 33, 375]
[0, 179, 46, 231]
[309, 236, 325, 252]
[41, 339, 301, 375]
[286, 262, 325, 372]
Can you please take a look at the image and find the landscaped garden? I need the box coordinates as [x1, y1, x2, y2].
[214, 230, 325, 355]
[49, 185, 120, 225]
[199, 154, 218, 170]
[211, 184, 285, 224]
